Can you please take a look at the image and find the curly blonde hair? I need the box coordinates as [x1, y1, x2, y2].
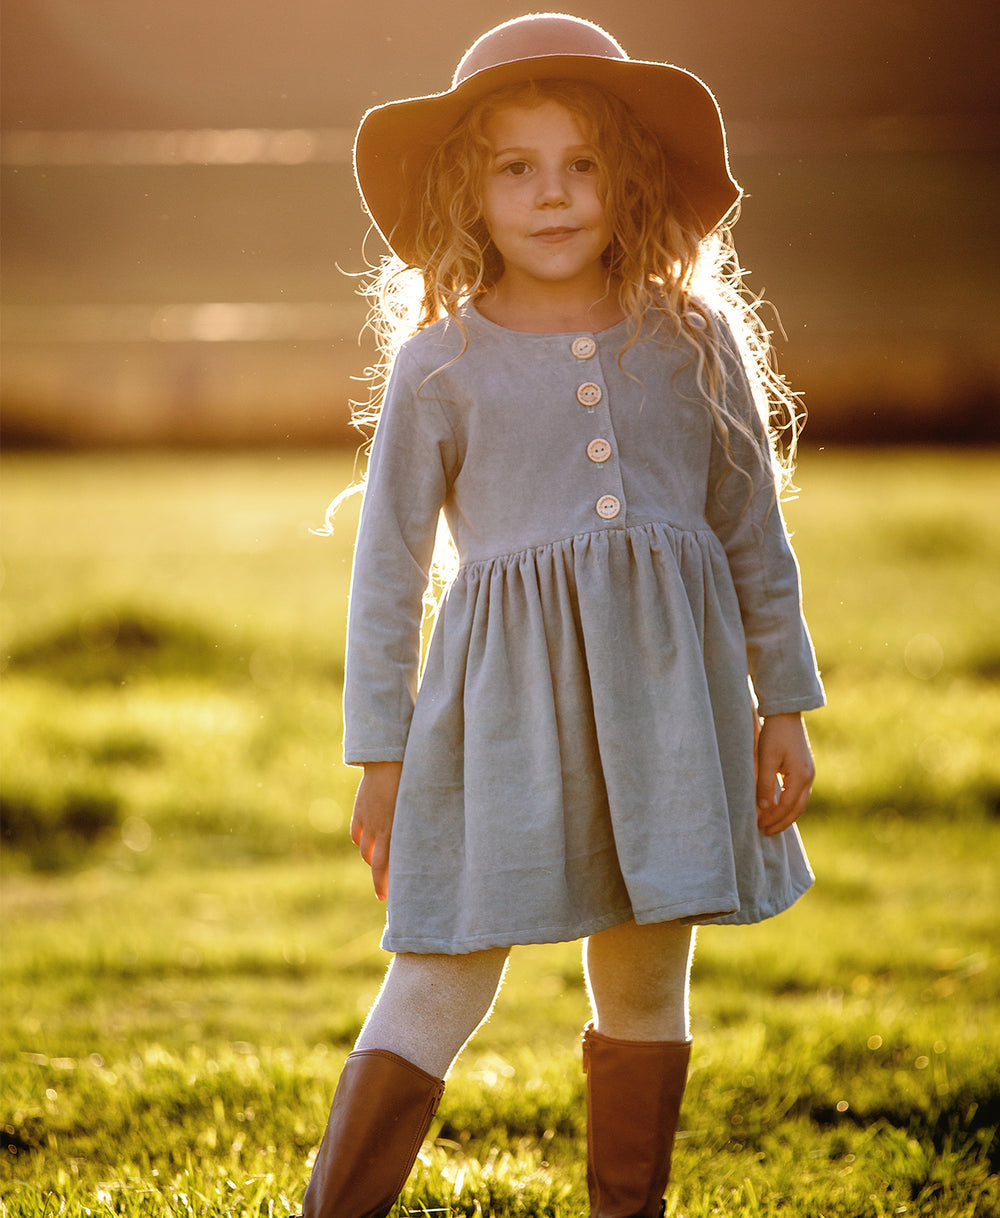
[344, 78, 803, 510]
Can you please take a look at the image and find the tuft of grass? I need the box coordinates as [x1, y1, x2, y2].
[7, 605, 249, 686]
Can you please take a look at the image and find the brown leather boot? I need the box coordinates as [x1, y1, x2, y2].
[300, 1048, 445, 1218]
[582, 1023, 691, 1218]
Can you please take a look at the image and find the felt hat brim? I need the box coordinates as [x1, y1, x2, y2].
[354, 18, 742, 265]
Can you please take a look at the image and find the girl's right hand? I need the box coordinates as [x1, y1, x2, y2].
[350, 761, 403, 901]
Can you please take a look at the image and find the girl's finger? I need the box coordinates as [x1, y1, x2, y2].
[756, 769, 778, 818]
[760, 767, 813, 834]
[370, 839, 390, 901]
[755, 748, 781, 817]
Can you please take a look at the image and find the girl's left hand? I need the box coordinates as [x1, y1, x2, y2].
[755, 712, 815, 836]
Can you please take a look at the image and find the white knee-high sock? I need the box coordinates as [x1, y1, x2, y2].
[353, 947, 510, 1078]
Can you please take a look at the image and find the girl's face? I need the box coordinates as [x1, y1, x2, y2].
[480, 100, 612, 304]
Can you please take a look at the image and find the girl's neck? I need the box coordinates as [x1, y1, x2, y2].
[476, 275, 625, 334]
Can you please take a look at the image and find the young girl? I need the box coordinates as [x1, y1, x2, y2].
[298, 13, 824, 1217]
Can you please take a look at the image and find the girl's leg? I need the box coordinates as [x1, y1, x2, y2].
[355, 945, 510, 1077]
[583, 917, 694, 1041]
[301, 948, 508, 1218]
[581, 919, 695, 1218]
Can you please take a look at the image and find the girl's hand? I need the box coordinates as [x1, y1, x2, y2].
[350, 761, 403, 901]
[755, 712, 815, 836]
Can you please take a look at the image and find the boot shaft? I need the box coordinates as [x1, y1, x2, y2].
[583, 1023, 691, 1218]
[301, 1049, 445, 1218]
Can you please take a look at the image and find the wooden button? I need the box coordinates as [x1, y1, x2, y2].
[577, 382, 602, 407]
[571, 336, 597, 359]
[587, 439, 612, 463]
[596, 494, 621, 519]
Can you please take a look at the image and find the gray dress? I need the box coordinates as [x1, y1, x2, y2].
[343, 308, 825, 954]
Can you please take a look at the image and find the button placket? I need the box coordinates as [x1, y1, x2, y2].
[566, 341, 625, 522]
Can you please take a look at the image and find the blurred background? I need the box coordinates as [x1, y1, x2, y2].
[2, 0, 998, 447]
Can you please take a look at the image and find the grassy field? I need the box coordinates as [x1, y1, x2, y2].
[1, 448, 998, 1217]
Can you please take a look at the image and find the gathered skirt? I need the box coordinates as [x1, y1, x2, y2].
[381, 520, 814, 954]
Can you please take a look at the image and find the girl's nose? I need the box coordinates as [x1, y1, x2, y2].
[536, 168, 570, 205]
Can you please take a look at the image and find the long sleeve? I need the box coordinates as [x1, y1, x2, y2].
[342, 345, 459, 763]
[704, 328, 825, 717]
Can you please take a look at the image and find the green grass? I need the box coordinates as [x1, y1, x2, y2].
[1, 448, 998, 1216]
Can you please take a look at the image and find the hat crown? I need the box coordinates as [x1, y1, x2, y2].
[452, 13, 628, 88]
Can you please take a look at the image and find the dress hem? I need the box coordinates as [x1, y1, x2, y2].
[381, 903, 636, 955]
[697, 874, 814, 926]
[378, 887, 777, 955]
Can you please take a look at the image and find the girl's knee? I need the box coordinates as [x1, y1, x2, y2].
[585, 919, 693, 971]
[584, 920, 694, 1022]
[392, 946, 510, 1009]
[358, 946, 511, 1074]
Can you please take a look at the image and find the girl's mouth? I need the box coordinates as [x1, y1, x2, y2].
[533, 226, 578, 241]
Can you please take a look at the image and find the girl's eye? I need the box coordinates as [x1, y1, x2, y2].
[502, 161, 530, 177]
[572, 157, 598, 174]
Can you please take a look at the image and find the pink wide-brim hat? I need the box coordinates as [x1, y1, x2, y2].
[353, 12, 742, 264]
